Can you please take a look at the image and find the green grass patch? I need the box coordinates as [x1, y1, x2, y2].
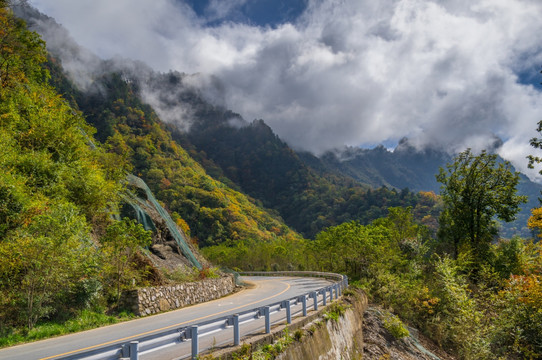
[0, 309, 134, 348]
[381, 311, 410, 339]
[323, 302, 347, 323]
[231, 328, 296, 360]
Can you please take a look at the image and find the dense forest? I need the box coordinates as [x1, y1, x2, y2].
[1, 2, 542, 358]
[0, 2, 148, 334]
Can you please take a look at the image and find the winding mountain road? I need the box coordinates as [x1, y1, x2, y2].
[0, 276, 333, 360]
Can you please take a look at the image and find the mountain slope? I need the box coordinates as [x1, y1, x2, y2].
[306, 139, 451, 192]
[312, 139, 540, 237]
[0, 3, 151, 331]
[20, 3, 534, 242]
[15, 0, 440, 239]
[136, 70, 441, 238]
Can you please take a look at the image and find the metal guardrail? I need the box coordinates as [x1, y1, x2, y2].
[58, 271, 348, 360]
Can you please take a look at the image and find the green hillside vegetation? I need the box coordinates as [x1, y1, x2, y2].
[59, 70, 305, 251]
[311, 152, 540, 359]
[313, 218, 542, 359]
[0, 4, 146, 338]
[0, 4, 222, 344]
[139, 71, 442, 238]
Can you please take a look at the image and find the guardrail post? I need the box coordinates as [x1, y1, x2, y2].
[264, 306, 271, 334]
[285, 300, 292, 324]
[129, 341, 139, 360]
[311, 291, 318, 311]
[301, 295, 307, 316]
[191, 326, 198, 360]
[121, 343, 130, 358]
[328, 287, 333, 302]
[322, 289, 327, 306]
[233, 314, 240, 346]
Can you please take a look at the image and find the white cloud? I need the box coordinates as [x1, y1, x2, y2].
[28, 0, 542, 179]
[204, 0, 248, 22]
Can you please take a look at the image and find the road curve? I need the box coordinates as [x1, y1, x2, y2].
[0, 276, 333, 360]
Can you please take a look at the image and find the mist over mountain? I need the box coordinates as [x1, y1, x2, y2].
[15, 2, 540, 239]
[26, 0, 542, 182]
[309, 137, 506, 193]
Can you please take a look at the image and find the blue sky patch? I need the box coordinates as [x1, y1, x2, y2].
[516, 67, 542, 90]
[182, 0, 308, 27]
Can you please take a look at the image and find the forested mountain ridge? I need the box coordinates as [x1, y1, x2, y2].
[16, 0, 441, 240]
[12, 2, 306, 249]
[57, 66, 306, 249]
[308, 139, 540, 237]
[16, 1, 538, 243]
[129, 71, 442, 238]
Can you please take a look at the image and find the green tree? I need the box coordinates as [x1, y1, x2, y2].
[526, 75, 542, 176]
[436, 149, 526, 262]
[0, 202, 97, 330]
[0, 1, 48, 89]
[527, 117, 542, 238]
[100, 218, 152, 304]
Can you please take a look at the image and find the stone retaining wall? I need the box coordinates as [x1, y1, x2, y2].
[121, 274, 235, 316]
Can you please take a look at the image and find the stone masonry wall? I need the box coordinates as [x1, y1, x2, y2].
[121, 274, 235, 316]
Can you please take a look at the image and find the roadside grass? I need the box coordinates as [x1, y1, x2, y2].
[0, 309, 134, 348]
[224, 328, 297, 360]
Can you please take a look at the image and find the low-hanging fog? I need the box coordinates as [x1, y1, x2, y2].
[28, 0, 542, 180]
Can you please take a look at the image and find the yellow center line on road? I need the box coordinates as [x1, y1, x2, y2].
[40, 280, 292, 360]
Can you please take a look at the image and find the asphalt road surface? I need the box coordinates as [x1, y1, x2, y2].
[0, 276, 333, 360]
